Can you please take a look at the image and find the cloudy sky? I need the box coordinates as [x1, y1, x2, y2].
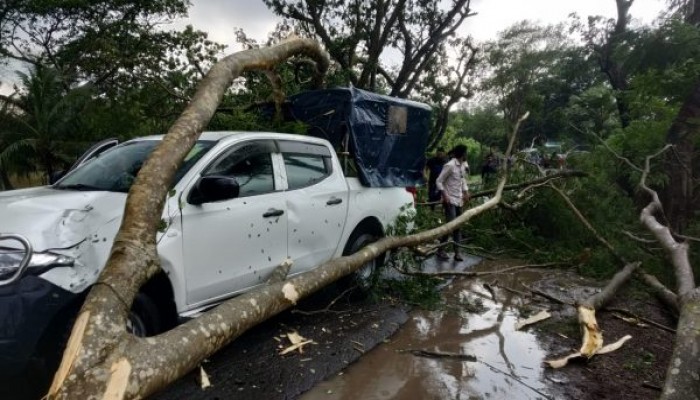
[177, 0, 667, 51]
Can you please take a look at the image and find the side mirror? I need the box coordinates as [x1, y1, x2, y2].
[189, 175, 240, 205]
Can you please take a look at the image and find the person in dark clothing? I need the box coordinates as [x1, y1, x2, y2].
[480, 152, 498, 183]
[424, 148, 447, 209]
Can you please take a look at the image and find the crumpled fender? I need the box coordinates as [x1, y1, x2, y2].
[0, 187, 134, 292]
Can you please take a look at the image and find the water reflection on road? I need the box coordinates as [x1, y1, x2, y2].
[301, 259, 554, 400]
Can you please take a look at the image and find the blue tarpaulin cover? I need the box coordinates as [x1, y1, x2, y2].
[278, 87, 432, 187]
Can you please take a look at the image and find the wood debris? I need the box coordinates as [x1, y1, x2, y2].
[515, 310, 551, 330]
[545, 335, 633, 368]
[279, 331, 316, 355]
[199, 366, 211, 389]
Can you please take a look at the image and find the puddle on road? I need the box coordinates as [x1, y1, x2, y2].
[301, 261, 563, 400]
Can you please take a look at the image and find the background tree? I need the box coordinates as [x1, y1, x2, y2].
[576, 0, 637, 128]
[448, 104, 504, 158]
[581, 0, 700, 233]
[0, 66, 92, 181]
[480, 21, 601, 148]
[666, 0, 700, 23]
[0, 0, 227, 186]
[261, 0, 480, 146]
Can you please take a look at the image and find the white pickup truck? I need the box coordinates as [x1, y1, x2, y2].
[0, 131, 413, 377]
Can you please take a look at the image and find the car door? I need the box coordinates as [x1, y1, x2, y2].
[180, 139, 288, 307]
[278, 140, 349, 275]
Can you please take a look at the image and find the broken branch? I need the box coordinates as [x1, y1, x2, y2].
[604, 307, 676, 334]
[400, 349, 477, 361]
[394, 262, 561, 278]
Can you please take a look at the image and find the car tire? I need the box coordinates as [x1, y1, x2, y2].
[341, 231, 384, 292]
[126, 293, 162, 337]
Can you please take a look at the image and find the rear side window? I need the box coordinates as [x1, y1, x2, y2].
[283, 154, 331, 190]
[277, 140, 332, 190]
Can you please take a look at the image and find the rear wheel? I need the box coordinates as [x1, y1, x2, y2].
[342, 231, 384, 291]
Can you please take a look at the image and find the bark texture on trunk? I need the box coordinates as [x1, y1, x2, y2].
[47, 38, 330, 400]
[661, 289, 700, 400]
[662, 82, 700, 233]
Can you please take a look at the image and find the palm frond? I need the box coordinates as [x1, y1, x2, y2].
[0, 138, 37, 167]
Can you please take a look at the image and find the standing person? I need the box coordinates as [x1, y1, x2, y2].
[436, 144, 470, 261]
[480, 152, 497, 184]
[424, 147, 447, 209]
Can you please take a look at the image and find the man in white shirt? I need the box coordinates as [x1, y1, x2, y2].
[435, 144, 470, 261]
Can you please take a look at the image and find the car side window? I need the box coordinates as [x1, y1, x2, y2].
[283, 154, 331, 190]
[205, 141, 275, 197]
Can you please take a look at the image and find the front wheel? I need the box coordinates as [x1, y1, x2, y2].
[341, 232, 384, 291]
[126, 293, 162, 337]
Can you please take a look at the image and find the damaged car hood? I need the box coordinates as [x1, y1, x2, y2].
[0, 186, 127, 251]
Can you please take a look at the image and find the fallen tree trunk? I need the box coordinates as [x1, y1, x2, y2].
[663, 291, 700, 399]
[47, 37, 526, 399]
[635, 148, 700, 400]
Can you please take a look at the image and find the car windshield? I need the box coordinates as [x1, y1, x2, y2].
[55, 140, 215, 193]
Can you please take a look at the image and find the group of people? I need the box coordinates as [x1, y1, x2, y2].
[424, 145, 470, 261]
[527, 150, 565, 170]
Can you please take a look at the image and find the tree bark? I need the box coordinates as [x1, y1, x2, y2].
[661, 81, 700, 233]
[661, 289, 700, 400]
[47, 37, 330, 399]
[594, 0, 633, 128]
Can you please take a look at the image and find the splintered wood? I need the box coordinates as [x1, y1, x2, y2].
[545, 307, 632, 368]
[279, 332, 315, 355]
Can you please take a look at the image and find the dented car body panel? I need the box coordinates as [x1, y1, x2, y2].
[0, 131, 414, 372]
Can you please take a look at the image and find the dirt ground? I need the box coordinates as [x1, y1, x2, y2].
[155, 258, 677, 400]
[535, 282, 676, 400]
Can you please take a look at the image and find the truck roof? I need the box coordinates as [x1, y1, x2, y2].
[135, 131, 330, 146]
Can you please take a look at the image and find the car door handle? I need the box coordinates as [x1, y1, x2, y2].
[326, 197, 343, 206]
[263, 208, 284, 218]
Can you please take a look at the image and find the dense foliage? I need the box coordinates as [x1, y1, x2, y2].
[443, 7, 700, 282]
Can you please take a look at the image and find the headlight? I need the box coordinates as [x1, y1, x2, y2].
[0, 249, 74, 281]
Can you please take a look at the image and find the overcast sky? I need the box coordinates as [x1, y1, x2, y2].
[177, 0, 667, 51]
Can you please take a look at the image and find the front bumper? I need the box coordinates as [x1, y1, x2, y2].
[0, 276, 77, 374]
